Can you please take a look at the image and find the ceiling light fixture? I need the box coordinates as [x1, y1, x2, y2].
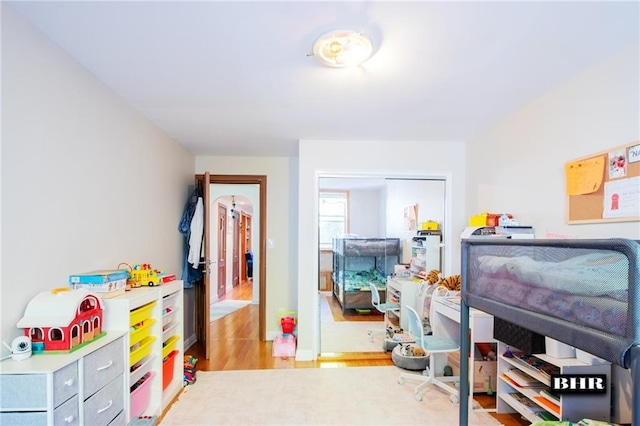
[311, 30, 374, 68]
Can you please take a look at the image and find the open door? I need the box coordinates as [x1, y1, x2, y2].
[195, 172, 212, 360]
[194, 174, 267, 360]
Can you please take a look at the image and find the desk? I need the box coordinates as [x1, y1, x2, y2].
[431, 296, 495, 413]
[386, 277, 421, 331]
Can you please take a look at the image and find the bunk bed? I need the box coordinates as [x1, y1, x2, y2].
[332, 237, 400, 314]
[458, 238, 639, 425]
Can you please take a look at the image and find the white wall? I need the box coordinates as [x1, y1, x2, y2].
[466, 43, 639, 424]
[1, 5, 195, 351]
[467, 43, 640, 239]
[296, 140, 466, 360]
[385, 179, 446, 264]
[348, 188, 382, 237]
[195, 157, 297, 338]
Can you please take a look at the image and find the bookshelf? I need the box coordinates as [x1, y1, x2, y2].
[496, 341, 611, 423]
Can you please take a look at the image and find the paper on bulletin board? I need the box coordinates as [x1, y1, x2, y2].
[602, 176, 640, 219]
[565, 155, 605, 195]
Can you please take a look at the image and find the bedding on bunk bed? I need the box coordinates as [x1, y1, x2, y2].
[339, 269, 387, 291]
[470, 250, 629, 336]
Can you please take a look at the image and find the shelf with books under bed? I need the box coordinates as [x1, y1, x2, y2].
[495, 342, 611, 423]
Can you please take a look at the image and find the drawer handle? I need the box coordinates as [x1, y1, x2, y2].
[64, 378, 74, 387]
[97, 399, 113, 414]
[96, 360, 113, 371]
[64, 415, 75, 423]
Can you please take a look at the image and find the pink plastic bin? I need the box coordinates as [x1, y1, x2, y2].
[272, 333, 296, 358]
[130, 371, 155, 418]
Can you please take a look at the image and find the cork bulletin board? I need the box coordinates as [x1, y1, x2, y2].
[565, 141, 640, 224]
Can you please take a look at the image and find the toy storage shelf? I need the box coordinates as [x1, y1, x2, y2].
[102, 280, 184, 422]
[409, 231, 441, 279]
[495, 341, 611, 423]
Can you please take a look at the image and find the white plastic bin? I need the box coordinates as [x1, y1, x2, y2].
[545, 337, 576, 359]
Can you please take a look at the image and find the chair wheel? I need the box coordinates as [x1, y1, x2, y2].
[422, 367, 430, 376]
[398, 377, 405, 385]
[454, 381, 460, 388]
[450, 395, 459, 404]
[415, 393, 423, 401]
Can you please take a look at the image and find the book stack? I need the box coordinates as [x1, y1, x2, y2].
[508, 392, 544, 414]
[502, 369, 546, 388]
[511, 351, 561, 378]
[534, 389, 561, 416]
[68, 269, 128, 298]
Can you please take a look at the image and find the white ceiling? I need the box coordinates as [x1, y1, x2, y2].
[8, 1, 639, 157]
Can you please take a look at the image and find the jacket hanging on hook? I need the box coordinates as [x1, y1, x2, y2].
[179, 187, 203, 288]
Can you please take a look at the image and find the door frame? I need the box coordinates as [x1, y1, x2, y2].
[198, 174, 267, 346]
[217, 203, 227, 298]
[313, 171, 453, 357]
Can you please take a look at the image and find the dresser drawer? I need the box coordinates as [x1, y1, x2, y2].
[53, 394, 80, 426]
[83, 376, 124, 426]
[53, 362, 79, 408]
[0, 374, 47, 410]
[0, 410, 47, 425]
[84, 337, 124, 397]
[0, 361, 78, 410]
[107, 410, 126, 426]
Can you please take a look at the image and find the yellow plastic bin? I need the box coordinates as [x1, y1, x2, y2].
[130, 319, 156, 347]
[162, 335, 179, 359]
[130, 336, 156, 367]
[130, 301, 157, 327]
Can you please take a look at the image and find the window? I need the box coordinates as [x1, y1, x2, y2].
[319, 191, 349, 249]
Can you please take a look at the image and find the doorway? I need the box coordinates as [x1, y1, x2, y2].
[318, 176, 447, 355]
[193, 174, 267, 360]
[217, 203, 227, 298]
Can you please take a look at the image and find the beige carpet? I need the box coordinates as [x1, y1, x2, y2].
[160, 366, 503, 425]
[320, 320, 386, 353]
[320, 293, 386, 353]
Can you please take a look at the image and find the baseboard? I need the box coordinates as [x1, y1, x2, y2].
[295, 349, 316, 361]
[184, 333, 197, 350]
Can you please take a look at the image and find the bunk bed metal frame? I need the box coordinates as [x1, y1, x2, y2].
[458, 238, 639, 425]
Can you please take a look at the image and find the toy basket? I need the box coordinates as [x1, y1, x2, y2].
[130, 336, 156, 367]
[130, 371, 155, 418]
[162, 350, 179, 390]
[130, 302, 157, 327]
[130, 319, 156, 347]
[272, 333, 296, 358]
[162, 335, 179, 358]
[278, 309, 296, 335]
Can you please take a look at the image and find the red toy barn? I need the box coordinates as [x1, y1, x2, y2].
[17, 288, 104, 353]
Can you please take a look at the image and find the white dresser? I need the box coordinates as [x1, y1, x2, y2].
[0, 332, 126, 426]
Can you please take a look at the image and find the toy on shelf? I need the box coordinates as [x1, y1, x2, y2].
[118, 263, 168, 289]
[68, 269, 128, 298]
[16, 288, 105, 353]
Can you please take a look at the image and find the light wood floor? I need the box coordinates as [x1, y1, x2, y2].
[185, 280, 529, 426]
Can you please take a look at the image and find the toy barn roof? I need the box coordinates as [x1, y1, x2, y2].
[17, 288, 103, 328]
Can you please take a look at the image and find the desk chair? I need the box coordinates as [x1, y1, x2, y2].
[398, 304, 460, 403]
[367, 282, 399, 341]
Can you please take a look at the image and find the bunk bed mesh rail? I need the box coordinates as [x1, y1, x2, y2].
[461, 238, 639, 368]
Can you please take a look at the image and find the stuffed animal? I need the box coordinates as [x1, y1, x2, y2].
[399, 343, 426, 357]
[425, 269, 440, 285]
[399, 343, 414, 357]
[438, 274, 461, 291]
[412, 347, 426, 357]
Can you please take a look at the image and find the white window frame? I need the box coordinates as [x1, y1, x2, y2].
[318, 190, 349, 250]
